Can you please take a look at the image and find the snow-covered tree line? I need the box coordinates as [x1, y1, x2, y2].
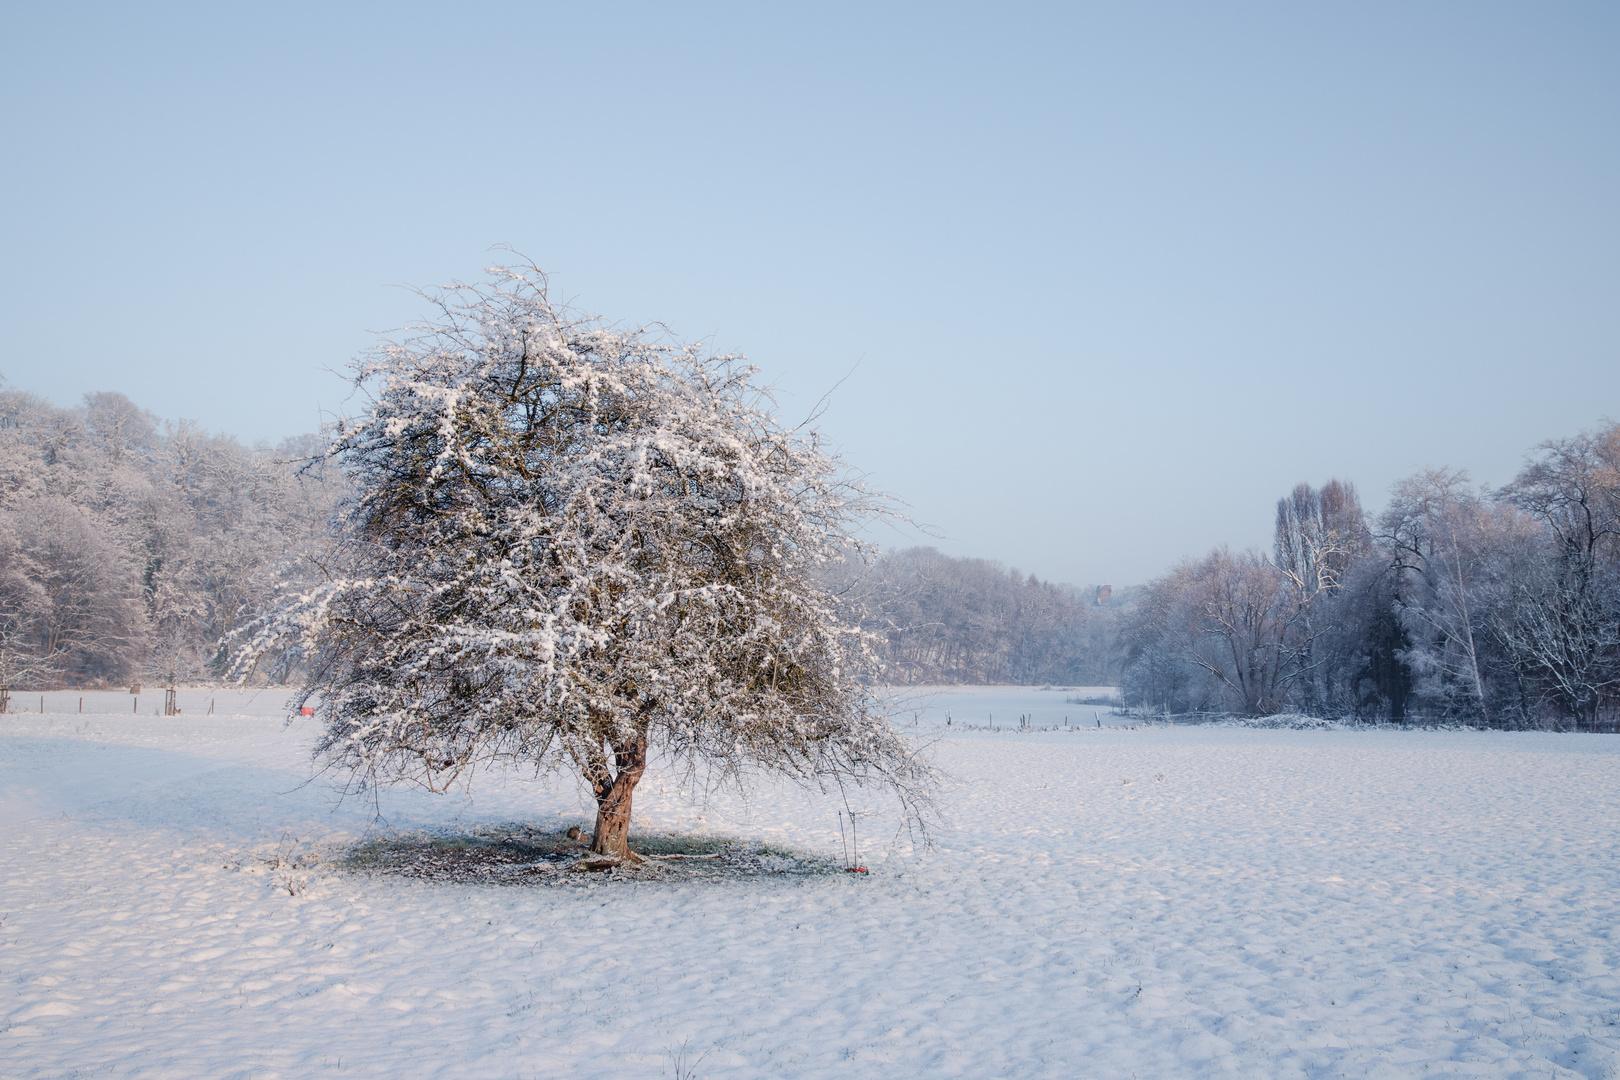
[10, 364, 1609, 734]
[0, 382, 340, 696]
[830, 546, 1121, 685]
[1120, 422, 1620, 729]
[0, 376, 1121, 698]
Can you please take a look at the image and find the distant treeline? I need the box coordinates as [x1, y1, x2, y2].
[6, 384, 1614, 732]
[0, 385, 1128, 696]
[832, 546, 1122, 686]
[1118, 421, 1620, 730]
[0, 385, 337, 695]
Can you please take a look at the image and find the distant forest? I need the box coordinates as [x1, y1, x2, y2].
[0, 386, 339, 700]
[1, 385, 1614, 730]
[0, 385, 1120, 699]
[830, 547, 1120, 686]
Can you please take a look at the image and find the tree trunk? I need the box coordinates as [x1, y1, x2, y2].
[590, 733, 648, 861]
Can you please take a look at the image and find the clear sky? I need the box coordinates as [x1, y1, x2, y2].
[4, 2, 1617, 586]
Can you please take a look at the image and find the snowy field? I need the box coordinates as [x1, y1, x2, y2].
[4, 687, 1620, 1079]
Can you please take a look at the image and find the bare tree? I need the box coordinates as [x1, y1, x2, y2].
[1273, 480, 1370, 714]
[1379, 470, 1503, 720]
[1273, 480, 1368, 599]
[1185, 547, 1311, 716]
[1497, 423, 1620, 728]
[1118, 564, 1220, 716]
[18, 498, 146, 683]
[1119, 547, 1311, 717]
[0, 514, 52, 708]
[81, 392, 157, 464]
[1489, 551, 1620, 729]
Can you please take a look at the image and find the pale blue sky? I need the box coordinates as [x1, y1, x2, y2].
[4, 2, 1616, 585]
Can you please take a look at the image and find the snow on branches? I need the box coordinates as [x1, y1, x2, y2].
[240, 265, 932, 858]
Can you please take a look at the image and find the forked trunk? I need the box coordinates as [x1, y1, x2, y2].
[590, 734, 648, 861]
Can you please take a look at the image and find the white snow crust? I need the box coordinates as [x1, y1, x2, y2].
[4, 687, 1620, 1078]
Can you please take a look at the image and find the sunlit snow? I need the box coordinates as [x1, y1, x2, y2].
[3, 687, 1618, 1078]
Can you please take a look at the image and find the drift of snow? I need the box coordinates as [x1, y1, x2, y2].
[4, 687, 1620, 1078]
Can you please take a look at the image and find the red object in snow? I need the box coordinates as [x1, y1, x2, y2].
[300, 707, 314, 716]
[846, 866, 868, 874]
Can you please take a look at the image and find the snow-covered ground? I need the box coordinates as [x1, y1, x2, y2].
[4, 687, 1620, 1078]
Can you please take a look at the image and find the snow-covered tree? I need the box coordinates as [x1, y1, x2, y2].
[0, 513, 52, 709]
[1379, 469, 1508, 720]
[19, 497, 146, 683]
[241, 266, 932, 860]
[1497, 426, 1620, 728]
